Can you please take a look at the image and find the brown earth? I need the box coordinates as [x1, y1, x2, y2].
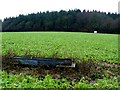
[2, 56, 120, 83]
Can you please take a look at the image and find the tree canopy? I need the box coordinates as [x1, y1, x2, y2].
[2, 9, 120, 34]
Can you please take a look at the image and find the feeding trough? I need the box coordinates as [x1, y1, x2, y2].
[9, 57, 76, 68]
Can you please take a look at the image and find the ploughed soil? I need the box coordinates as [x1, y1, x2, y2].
[2, 56, 120, 83]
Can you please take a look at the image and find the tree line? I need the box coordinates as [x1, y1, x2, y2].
[2, 9, 120, 34]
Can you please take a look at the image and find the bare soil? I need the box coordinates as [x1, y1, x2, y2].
[2, 56, 120, 83]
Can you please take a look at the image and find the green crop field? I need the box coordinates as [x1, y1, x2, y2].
[2, 32, 118, 63]
[1, 70, 119, 88]
[1, 32, 119, 88]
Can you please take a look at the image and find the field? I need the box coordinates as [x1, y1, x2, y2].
[1, 70, 119, 88]
[1, 32, 119, 88]
[2, 32, 118, 63]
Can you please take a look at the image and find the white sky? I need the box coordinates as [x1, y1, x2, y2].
[0, 0, 119, 20]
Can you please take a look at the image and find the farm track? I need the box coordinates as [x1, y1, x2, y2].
[2, 56, 120, 83]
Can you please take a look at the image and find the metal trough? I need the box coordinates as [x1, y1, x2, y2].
[9, 57, 76, 68]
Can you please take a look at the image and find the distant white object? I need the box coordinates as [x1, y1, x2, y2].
[94, 31, 97, 33]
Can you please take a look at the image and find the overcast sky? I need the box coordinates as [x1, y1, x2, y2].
[0, 0, 119, 20]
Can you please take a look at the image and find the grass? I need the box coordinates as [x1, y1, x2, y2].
[2, 32, 118, 63]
